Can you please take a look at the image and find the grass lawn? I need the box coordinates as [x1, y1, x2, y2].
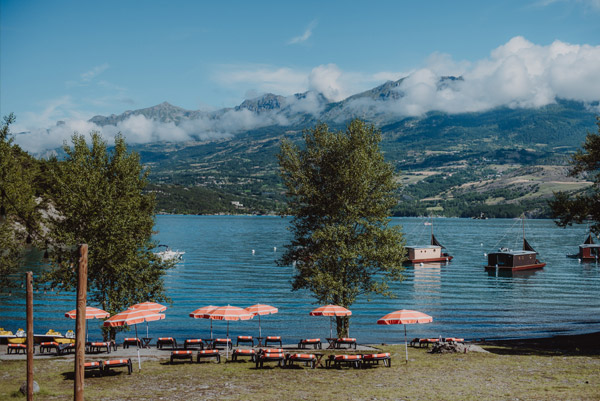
[1, 344, 599, 400]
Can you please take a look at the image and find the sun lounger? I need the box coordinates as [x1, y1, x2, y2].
[418, 338, 440, 348]
[255, 351, 285, 368]
[184, 339, 204, 350]
[211, 338, 232, 350]
[196, 349, 221, 363]
[231, 348, 256, 362]
[236, 335, 254, 347]
[443, 337, 464, 343]
[123, 337, 142, 348]
[157, 337, 177, 349]
[361, 352, 391, 367]
[335, 337, 357, 349]
[103, 358, 132, 374]
[87, 341, 112, 353]
[326, 354, 362, 369]
[298, 338, 322, 349]
[170, 350, 194, 363]
[264, 336, 282, 347]
[286, 353, 317, 369]
[84, 361, 103, 376]
[39, 341, 60, 354]
[60, 343, 75, 354]
[7, 343, 30, 354]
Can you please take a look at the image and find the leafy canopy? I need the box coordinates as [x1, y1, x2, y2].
[278, 120, 406, 335]
[551, 117, 600, 234]
[43, 132, 172, 323]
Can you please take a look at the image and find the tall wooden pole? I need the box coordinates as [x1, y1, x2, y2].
[26, 271, 33, 401]
[74, 244, 88, 401]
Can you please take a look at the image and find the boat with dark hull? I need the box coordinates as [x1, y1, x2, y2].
[567, 233, 600, 262]
[405, 223, 453, 265]
[485, 218, 545, 271]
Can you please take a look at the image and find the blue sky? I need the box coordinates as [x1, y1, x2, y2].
[1, 0, 600, 151]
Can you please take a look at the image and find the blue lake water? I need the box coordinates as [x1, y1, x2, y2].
[1, 216, 600, 344]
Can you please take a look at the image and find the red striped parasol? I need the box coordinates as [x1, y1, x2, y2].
[127, 302, 167, 338]
[245, 304, 278, 338]
[206, 305, 254, 359]
[189, 305, 219, 339]
[65, 306, 109, 320]
[310, 305, 352, 338]
[377, 309, 433, 363]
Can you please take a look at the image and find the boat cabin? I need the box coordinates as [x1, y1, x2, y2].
[577, 244, 600, 261]
[486, 250, 544, 271]
[406, 245, 451, 264]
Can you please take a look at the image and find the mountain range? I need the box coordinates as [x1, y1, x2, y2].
[86, 77, 599, 216]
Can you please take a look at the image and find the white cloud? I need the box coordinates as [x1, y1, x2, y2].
[80, 63, 110, 82]
[288, 20, 317, 45]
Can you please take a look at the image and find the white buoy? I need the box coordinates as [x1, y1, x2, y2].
[252, 249, 255, 255]
[274, 247, 277, 252]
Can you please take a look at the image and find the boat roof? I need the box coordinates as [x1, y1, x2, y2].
[580, 244, 600, 249]
[489, 250, 537, 256]
[406, 245, 442, 250]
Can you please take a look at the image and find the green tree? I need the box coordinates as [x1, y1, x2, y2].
[0, 113, 42, 287]
[43, 132, 172, 337]
[550, 118, 600, 233]
[277, 119, 406, 337]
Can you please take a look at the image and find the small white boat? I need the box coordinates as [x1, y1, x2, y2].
[154, 245, 185, 261]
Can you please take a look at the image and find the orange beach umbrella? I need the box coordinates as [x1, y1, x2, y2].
[127, 302, 167, 338]
[190, 305, 219, 339]
[104, 309, 166, 371]
[377, 309, 433, 363]
[310, 304, 352, 338]
[65, 306, 110, 342]
[206, 305, 254, 359]
[245, 304, 278, 338]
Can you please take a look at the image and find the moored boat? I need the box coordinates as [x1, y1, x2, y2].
[405, 221, 453, 264]
[154, 244, 185, 261]
[485, 217, 545, 271]
[567, 233, 600, 262]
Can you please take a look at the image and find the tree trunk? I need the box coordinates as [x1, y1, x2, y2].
[336, 316, 349, 338]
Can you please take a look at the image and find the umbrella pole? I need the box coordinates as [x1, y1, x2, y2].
[258, 315, 262, 339]
[226, 321, 230, 360]
[146, 321, 149, 339]
[404, 325, 408, 364]
[136, 325, 141, 372]
[210, 320, 213, 340]
[329, 317, 332, 338]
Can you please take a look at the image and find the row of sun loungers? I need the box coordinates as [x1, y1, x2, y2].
[84, 358, 132, 375]
[409, 337, 464, 348]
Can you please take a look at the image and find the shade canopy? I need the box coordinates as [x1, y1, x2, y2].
[377, 310, 433, 325]
[245, 304, 278, 316]
[127, 302, 167, 313]
[207, 305, 254, 321]
[309, 304, 352, 317]
[103, 309, 165, 327]
[189, 305, 219, 319]
[65, 306, 109, 320]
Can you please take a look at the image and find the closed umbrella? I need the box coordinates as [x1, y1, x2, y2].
[189, 305, 219, 339]
[64, 306, 110, 342]
[245, 304, 278, 339]
[310, 305, 352, 338]
[127, 302, 167, 339]
[377, 309, 433, 363]
[104, 309, 166, 371]
[206, 305, 254, 359]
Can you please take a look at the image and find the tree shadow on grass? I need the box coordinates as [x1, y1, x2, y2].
[477, 331, 600, 357]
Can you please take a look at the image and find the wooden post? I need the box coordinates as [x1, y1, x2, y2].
[74, 244, 88, 401]
[26, 271, 33, 401]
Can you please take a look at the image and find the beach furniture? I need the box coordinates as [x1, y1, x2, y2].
[7, 343, 30, 354]
[123, 337, 142, 348]
[231, 348, 256, 362]
[156, 337, 177, 349]
[197, 349, 221, 363]
[361, 353, 391, 367]
[335, 337, 357, 349]
[87, 341, 112, 353]
[236, 335, 254, 347]
[184, 338, 204, 349]
[255, 351, 285, 368]
[103, 358, 133, 374]
[170, 350, 194, 364]
[443, 337, 464, 344]
[286, 353, 317, 369]
[84, 361, 104, 376]
[39, 341, 60, 354]
[377, 309, 433, 364]
[418, 338, 440, 348]
[212, 338, 233, 350]
[298, 338, 322, 349]
[245, 304, 278, 344]
[264, 336, 282, 347]
[326, 354, 362, 369]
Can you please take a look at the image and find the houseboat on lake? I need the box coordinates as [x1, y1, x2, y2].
[485, 218, 545, 271]
[405, 228, 453, 265]
[567, 233, 600, 262]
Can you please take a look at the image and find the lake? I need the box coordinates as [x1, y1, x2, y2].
[1, 216, 599, 344]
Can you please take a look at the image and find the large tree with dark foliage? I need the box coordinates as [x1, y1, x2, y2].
[277, 119, 406, 337]
[551, 118, 600, 233]
[43, 132, 172, 336]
